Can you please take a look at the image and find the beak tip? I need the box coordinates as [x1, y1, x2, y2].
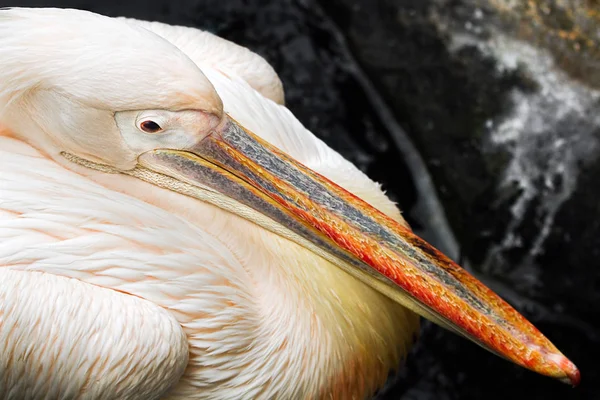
[548, 353, 580, 386]
[563, 361, 581, 387]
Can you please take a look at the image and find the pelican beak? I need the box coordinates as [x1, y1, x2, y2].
[138, 115, 579, 386]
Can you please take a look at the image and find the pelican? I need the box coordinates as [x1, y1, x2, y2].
[0, 8, 579, 399]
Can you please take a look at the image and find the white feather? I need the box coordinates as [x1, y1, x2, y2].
[119, 18, 285, 105]
[0, 268, 188, 400]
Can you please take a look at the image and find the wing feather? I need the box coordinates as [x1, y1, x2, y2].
[0, 268, 188, 399]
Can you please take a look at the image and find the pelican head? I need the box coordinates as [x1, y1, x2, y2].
[0, 6, 579, 393]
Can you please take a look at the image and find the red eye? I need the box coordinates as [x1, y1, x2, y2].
[140, 120, 162, 133]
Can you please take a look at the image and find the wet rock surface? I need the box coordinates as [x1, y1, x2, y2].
[321, 1, 600, 399]
[7, 0, 600, 399]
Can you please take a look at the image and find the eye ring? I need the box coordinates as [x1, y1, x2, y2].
[139, 120, 163, 133]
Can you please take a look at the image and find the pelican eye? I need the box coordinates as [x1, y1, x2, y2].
[139, 120, 163, 133]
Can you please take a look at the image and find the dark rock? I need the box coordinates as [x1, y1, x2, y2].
[3, 0, 599, 399]
[319, 0, 600, 399]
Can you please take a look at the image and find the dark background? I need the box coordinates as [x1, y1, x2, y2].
[3, 1, 599, 399]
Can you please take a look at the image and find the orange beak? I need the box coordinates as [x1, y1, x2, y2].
[138, 115, 580, 386]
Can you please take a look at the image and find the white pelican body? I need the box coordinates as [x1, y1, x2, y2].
[0, 8, 578, 400]
[0, 132, 413, 399]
